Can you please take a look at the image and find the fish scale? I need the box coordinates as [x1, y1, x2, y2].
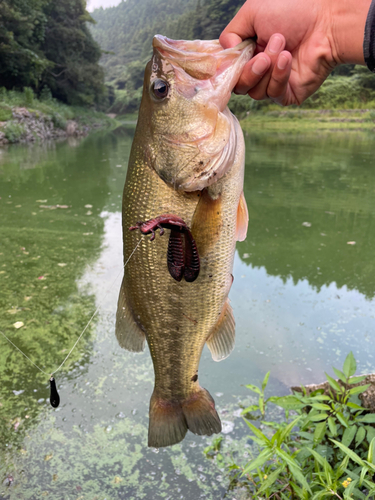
[116, 36, 254, 447]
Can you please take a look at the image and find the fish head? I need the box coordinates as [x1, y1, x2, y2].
[140, 35, 255, 191]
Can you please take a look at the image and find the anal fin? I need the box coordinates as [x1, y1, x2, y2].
[206, 299, 235, 361]
[115, 277, 146, 352]
[236, 191, 248, 242]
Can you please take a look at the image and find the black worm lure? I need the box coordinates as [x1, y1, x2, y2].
[129, 214, 200, 282]
[49, 377, 60, 408]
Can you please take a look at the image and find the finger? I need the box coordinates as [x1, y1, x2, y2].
[233, 54, 271, 94]
[219, 32, 243, 50]
[220, 3, 256, 49]
[266, 51, 293, 105]
[247, 33, 286, 101]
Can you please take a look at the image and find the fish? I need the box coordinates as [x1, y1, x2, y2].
[116, 35, 255, 448]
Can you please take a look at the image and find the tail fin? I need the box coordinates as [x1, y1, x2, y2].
[148, 393, 188, 448]
[182, 388, 222, 436]
[148, 388, 221, 448]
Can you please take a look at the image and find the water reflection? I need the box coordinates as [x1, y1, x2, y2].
[1, 128, 375, 499]
[239, 132, 375, 298]
[232, 131, 375, 387]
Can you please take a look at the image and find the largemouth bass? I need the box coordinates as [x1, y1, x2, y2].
[116, 35, 255, 448]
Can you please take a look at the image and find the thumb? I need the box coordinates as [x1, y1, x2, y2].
[219, 3, 256, 49]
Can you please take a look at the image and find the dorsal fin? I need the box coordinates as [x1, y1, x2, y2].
[206, 299, 235, 361]
[236, 191, 248, 242]
[115, 278, 146, 352]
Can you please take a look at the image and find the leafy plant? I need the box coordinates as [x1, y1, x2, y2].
[0, 105, 12, 122]
[4, 123, 25, 143]
[207, 353, 375, 499]
[51, 112, 67, 130]
[204, 436, 224, 467]
[39, 86, 53, 103]
[23, 87, 34, 106]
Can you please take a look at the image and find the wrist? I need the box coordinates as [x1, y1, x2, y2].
[329, 0, 372, 65]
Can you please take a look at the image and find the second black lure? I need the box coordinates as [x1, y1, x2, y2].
[49, 376, 60, 408]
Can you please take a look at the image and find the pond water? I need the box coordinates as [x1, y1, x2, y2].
[1, 126, 375, 499]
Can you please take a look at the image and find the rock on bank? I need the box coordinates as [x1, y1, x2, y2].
[0, 107, 111, 145]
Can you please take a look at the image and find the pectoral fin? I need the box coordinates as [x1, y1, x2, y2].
[236, 191, 248, 242]
[115, 277, 146, 352]
[206, 299, 235, 361]
[191, 189, 222, 257]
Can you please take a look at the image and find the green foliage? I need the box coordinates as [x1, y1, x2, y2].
[40, 0, 105, 106]
[0, 105, 13, 121]
[39, 85, 53, 103]
[204, 436, 224, 464]
[0, 0, 105, 107]
[109, 88, 143, 115]
[0, 0, 51, 88]
[51, 112, 67, 130]
[206, 353, 375, 499]
[23, 87, 34, 106]
[228, 93, 269, 118]
[90, 0, 197, 81]
[4, 122, 25, 143]
[232, 66, 375, 118]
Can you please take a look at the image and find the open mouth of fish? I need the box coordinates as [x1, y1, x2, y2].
[153, 35, 254, 111]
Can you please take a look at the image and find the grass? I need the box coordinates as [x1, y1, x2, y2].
[119, 112, 139, 122]
[240, 108, 375, 132]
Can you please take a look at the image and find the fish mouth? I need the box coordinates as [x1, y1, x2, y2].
[153, 35, 255, 111]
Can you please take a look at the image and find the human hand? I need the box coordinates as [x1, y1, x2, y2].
[220, 0, 369, 106]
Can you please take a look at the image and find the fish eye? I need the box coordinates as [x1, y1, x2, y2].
[152, 79, 169, 100]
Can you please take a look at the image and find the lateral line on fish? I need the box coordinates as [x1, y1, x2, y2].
[0, 236, 144, 407]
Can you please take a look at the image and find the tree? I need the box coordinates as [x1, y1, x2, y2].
[41, 0, 105, 105]
[0, 0, 105, 106]
[0, 0, 50, 88]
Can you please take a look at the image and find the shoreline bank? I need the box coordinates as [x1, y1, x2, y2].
[240, 108, 375, 132]
[0, 89, 118, 146]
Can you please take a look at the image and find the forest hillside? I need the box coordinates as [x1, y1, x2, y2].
[90, 0, 245, 113]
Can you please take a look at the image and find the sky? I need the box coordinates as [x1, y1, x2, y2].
[87, 0, 122, 12]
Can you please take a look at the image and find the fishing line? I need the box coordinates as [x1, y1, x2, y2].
[0, 236, 143, 409]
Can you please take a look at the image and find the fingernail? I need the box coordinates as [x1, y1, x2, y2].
[268, 35, 283, 54]
[277, 53, 289, 70]
[252, 57, 269, 75]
